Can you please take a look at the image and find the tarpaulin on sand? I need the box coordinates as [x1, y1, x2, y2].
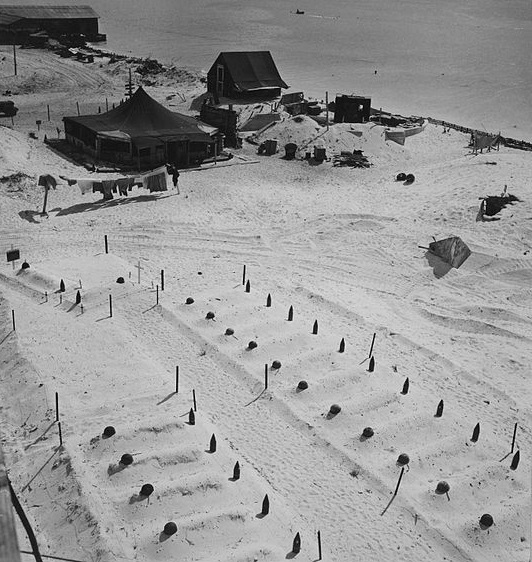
[428, 236, 471, 269]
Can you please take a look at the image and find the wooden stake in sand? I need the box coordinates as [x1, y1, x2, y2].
[75, 291, 81, 305]
[109, 294, 113, 318]
[288, 305, 293, 321]
[104, 235, 108, 254]
[192, 389, 197, 411]
[339, 338, 345, 353]
[175, 366, 179, 393]
[209, 434, 216, 453]
[312, 320, 318, 335]
[55, 392, 59, 422]
[232, 461, 240, 480]
[367, 356, 375, 372]
[135, 260, 143, 284]
[47, 105, 50, 121]
[393, 466, 405, 497]
[60, 279, 65, 292]
[188, 408, 195, 425]
[156, 285, 159, 305]
[368, 332, 376, 358]
[511, 422, 518, 453]
[8, 479, 44, 562]
[76, 101, 80, 116]
[58, 421, 63, 447]
[11, 310, 15, 332]
[266, 293, 271, 307]
[510, 450, 520, 470]
[242, 264, 246, 286]
[435, 400, 444, 418]
[317, 530, 322, 560]
[161, 270, 164, 291]
[261, 494, 269, 516]
[292, 532, 301, 554]
[264, 364, 268, 390]
[471, 423, 480, 442]
[401, 378, 409, 395]
[12, 43, 17, 76]
[245, 280, 251, 293]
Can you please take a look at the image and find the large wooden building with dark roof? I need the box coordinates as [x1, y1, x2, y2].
[0, 5, 100, 43]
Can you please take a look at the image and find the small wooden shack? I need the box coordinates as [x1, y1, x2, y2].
[207, 51, 288, 99]
[334, 95, 371, 123]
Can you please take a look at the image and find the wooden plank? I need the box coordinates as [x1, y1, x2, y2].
[0, 445, 22, 562]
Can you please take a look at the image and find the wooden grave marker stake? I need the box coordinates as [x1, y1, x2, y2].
[471, 422, 480, 442]
[511, 422, 518, 453]
[368, 332, 376, 357]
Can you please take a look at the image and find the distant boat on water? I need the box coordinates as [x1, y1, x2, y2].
[296, 9, 305, 14]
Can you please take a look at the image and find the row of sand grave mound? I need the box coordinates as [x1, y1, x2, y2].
[252, 114, 407, 163]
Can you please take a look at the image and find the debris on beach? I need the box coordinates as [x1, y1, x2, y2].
[333, 150, 371, 168]
[426, 236, 471, 269]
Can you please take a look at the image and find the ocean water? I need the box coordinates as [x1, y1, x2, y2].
[2, 0, 531, 138]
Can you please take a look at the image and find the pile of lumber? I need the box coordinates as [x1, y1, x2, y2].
[333, 150, 371, 168]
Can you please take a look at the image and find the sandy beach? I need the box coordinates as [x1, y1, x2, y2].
[1, 45, 531, 562]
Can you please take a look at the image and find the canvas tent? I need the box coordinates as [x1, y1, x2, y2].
[63, 87, 215, 168]
[207, 51, 288, 99]
[428, 236, 471, 269]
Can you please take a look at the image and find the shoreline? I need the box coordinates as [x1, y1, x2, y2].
[2, 43, 532, 146]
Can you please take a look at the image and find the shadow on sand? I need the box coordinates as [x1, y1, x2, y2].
[56, 193, 174, 216]
[425, 251, 452, 279]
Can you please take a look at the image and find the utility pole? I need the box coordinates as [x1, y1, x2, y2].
[125, 68, 133, 98]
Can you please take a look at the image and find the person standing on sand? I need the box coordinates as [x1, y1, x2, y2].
[166, 163, 180, 193]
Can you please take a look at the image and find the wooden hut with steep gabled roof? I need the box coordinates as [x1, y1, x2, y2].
[63, 87, 215, 168]
[207, 51, 288, 100]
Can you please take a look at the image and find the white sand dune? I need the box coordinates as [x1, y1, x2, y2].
[0, 45, 531, 562]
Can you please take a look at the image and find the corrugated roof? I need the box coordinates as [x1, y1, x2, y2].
[0, 5, 99, 20]
[64, 87, 213, 144]
[0, 12, 23, 25]
[214, 51, 288, 91]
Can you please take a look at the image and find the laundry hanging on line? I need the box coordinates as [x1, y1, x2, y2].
[62, 165, 170, 196]
[139, 165, 168, 192]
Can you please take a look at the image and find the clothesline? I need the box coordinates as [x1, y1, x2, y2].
[58, 165, 170, 199]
